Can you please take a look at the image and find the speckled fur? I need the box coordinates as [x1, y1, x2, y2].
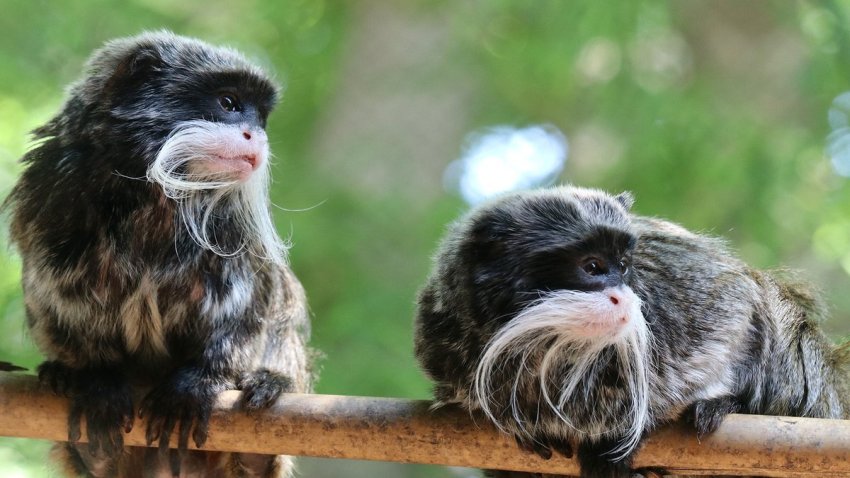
[414, 186, 850, 478]
[5, 32, 312, 477]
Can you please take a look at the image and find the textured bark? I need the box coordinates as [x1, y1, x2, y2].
[0, 374, 848, 477]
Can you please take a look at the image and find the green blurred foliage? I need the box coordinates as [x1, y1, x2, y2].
[2, 1, 850, 476]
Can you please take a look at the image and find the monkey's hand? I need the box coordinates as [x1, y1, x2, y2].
[38, 361, 134, 457]
[512, 432, 573, 460]
[238, 368, 294, 410]
[687, 395, 741, 439]
[139, 366, 227, 474]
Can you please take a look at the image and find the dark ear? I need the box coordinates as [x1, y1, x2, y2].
[463, 220, 506, 264]
[103, 46, 163, 100]
[614, 191, 635, 211]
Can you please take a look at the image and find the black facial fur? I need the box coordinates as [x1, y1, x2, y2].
[6, 31, 311, 478]
[415, 186, 850, 478]
[454, 192, 636, 332]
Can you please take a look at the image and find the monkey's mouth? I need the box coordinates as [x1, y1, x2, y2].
[200, 154, 260, 179]
[572, 315, 631, 340]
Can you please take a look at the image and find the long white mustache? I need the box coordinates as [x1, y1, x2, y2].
[472, 286, 651, 458]
[146, 120, 287, 265]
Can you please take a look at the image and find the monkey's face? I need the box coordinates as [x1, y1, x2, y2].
[82, 33, 285, 262]
[456, 187, 650, 452]
[459, 188, 641, 342]
[94, 40, 278, 185]
[141, 73, 277, 185]
[153, 91, 272, 183]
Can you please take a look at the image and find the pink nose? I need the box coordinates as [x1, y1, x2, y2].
[607, 290, 630, 323]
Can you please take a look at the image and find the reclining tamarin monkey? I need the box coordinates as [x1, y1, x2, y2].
[415, 186, 850, 478]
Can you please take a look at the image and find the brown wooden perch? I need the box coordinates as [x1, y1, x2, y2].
[0, 374, 849, 477]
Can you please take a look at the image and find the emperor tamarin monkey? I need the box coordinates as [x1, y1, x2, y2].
[414, 186, 850, 478]
[5, 32, 312, 477]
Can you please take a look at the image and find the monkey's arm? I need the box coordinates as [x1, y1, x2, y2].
[240, 267, 312, 409]
[138, 319, 255, 476]
[139, 353, 234, 452]
[139, 268, 310, 475]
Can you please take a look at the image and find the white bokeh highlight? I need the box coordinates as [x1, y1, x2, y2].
[445, 125, 568, 205]
[827, 91, 850, 177]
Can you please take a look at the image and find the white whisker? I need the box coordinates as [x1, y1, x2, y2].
[472, 286, 650, 458]
[271, 199, 328, 213]
[147, 120, 287, 264]
[111, 171, 148, 181]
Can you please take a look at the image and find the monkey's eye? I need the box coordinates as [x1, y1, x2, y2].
[581, 257, 607, 276]
[218, 94, 241, 113]
[619, 258, 630, 274]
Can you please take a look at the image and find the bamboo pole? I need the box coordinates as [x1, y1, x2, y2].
[0, 373, 849, 477]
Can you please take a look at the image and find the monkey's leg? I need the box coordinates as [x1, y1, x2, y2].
[38, 361, 134, 458]
[232, 328, 309, 475]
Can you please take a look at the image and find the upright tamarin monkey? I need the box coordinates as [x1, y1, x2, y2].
[5, 31, 312, 478]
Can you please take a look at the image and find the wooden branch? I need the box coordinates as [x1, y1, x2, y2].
[0, 374, 849, 477]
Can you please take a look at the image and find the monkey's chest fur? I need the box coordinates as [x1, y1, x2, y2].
[16, 200, 275, 381]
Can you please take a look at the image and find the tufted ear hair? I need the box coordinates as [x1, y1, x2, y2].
[461, 220, 504, 265]
[100, 44, 163, 101]
[614, 191, 635, 211]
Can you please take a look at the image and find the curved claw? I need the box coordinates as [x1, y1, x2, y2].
[68, 404, 83, 443]
[513, 434, 553, 460]
[37, 361, 76, 396]
[59, 366, 134, 459]
[140, 376, 220, 476]
[512, 433, 574, 460]
[193, 407, 210, 448]
[158, 414, 177, 456]
[549, 437, 574, 459]
[178, 413, 193, 452]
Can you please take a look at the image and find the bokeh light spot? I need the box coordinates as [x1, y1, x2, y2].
[826, 92, 850, 177]
[444, 125, 568, 205]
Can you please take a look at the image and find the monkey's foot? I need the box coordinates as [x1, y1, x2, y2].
[577, 437, 635, 478]
[65, 367, 134, 457]
[688, 395, 740, 438]
[238, 368, 294, 410]
[631, 469, 667, 478]
[513, 433, 573, 460]
[139, 371, 224, 476]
